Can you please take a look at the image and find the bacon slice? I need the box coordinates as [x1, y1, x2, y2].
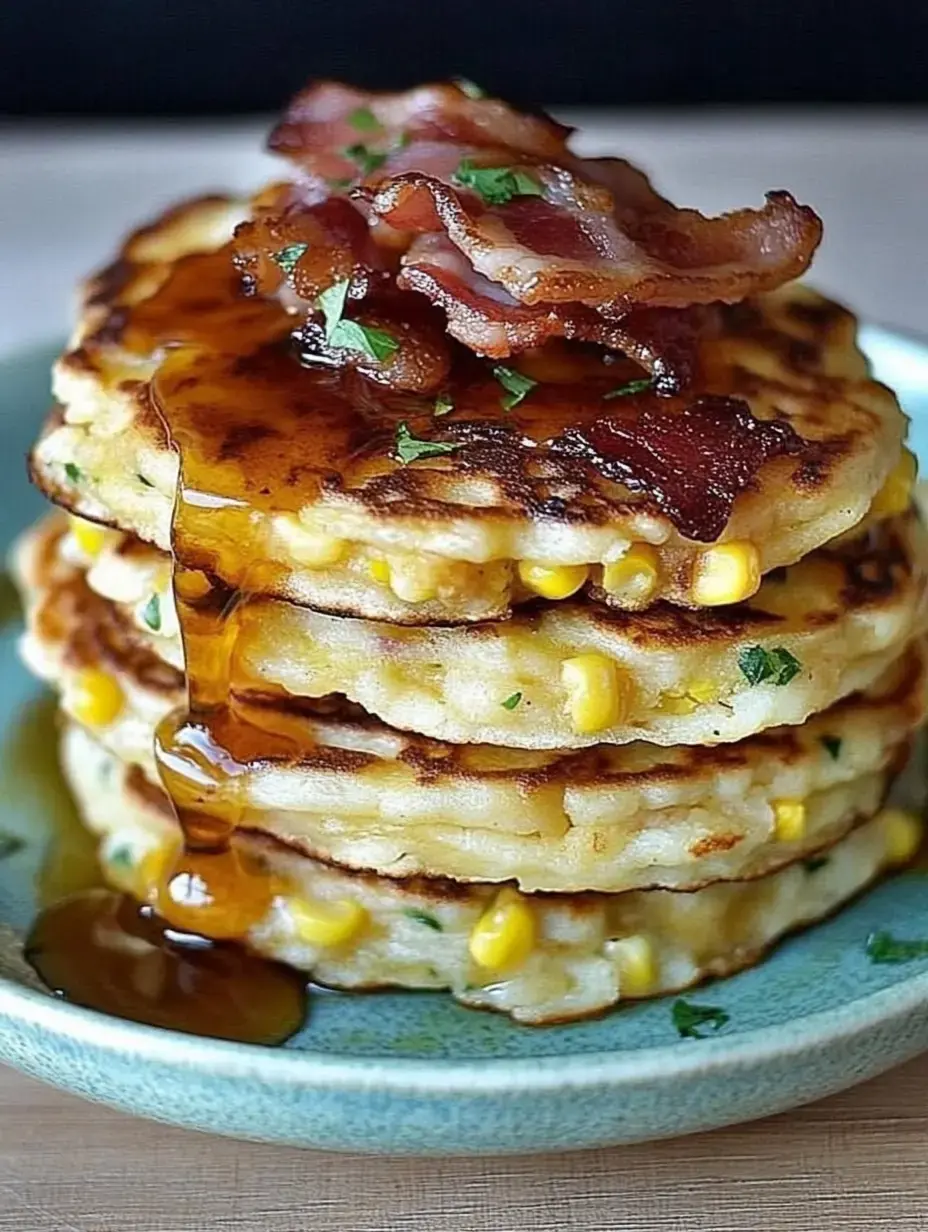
[399, 234, 702, 393]
[269, 80, 571, 183]
[556, 396, 807, 541]
[367, 164, 822, 312]
[232, 184, 392, 306]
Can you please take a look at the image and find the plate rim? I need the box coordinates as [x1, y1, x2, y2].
[3, 956, 928, 1093]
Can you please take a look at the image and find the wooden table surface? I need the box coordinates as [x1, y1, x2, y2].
[3, 111, 928, 1230]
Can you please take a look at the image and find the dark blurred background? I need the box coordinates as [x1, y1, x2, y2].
[2, 0, 927, 115]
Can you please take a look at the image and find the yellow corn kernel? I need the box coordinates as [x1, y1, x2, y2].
[65, 668, 124, 728]
[290, 528, 347, 568]
[561, 653, 626, 734]
[290, 898, 368, 948]
[468, 887, 536, 973]
[602, 544, 660, 606]
[518, 560, 589, 601]
[870, 449, 917, 519]
[68, 515, 107, 559]
[691, 541, 761, 606]
[385, 556, 439, 604]
[687, 679, 717, 704]
[880, 808, 923, 866]
[773, 798, 806, 842]
[612, 935, 658, 997]
[369, 558, 391, 585]
[658, 692, 698, 716]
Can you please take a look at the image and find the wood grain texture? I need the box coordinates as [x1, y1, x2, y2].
[2, 1054, 928, 1231]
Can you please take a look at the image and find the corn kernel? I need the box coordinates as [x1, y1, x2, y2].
[870, 449, 917, 519]
[691, 541, 761, 606]
[369, 558, 391, 585]
[290, 528, 347, 567]
[880, 808, 923, 865]
[386, 556, 439, 604]
[468, 887, 536, 972]
[65, 668, 124, 728]
[658, 691, 698, 716]
[518, 560, 589, 601]
[68, 515, 108, 559]
[561, 653, 626, 734]
[611, 934, 658, 997]
[687, 679, 717, 704]
[773, 798, 806, 842]
[290, 897, 368, 948]
[602, 545, 660, 607]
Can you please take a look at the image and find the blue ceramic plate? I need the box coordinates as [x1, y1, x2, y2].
[1, 330, 928, 1156]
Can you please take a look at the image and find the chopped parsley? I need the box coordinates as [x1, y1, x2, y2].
[317, 279, 399, 362]
[348, 106, 382, 133]
[433, 393, 454, 416]
[501, 691, 523, 711]
[454, 77, 487, 99]
[141, 593, 162, 633]
[738, 645, 802, 687]
[492, 364, 537, 411]
[671, 998, 730, 1040]
[452, 159, 543, 206]
[271, 243, 308, 277]
[820, 735, 842, 761]
[865, 930, 928, 964]
[343, 142, 387, 176]
[0, 832, 24, 861]
[803, 855, 829, 873]
[394, 422, 459, 465]
[603, 378, 653, 400]
[64, 462, 82, 484]
[107, 844, 135, 871]
[404, 908, 443, 931]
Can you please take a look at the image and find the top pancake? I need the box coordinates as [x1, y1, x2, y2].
[32, 194, 909, 625]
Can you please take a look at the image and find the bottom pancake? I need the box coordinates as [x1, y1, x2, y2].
[61, 721, 921, 1025]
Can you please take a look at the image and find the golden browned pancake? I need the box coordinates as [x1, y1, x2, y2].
[30, 195, 911, 624]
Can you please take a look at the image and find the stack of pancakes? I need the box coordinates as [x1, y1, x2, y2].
[14, 91, 928, 1024]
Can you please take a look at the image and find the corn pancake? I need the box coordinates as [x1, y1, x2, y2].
[31, 194, 911, 625]
[15, 514, 927, 893]
[58, 504, 926, 750]
[60, 721, 918, 1025]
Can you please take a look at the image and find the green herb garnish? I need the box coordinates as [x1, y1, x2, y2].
[271, 243, 308, 277]
[803, 856, 829, 873]
[317, 279, 399, 362]
[492, 365, 537, 411]
[603, 378, 653, 400]
[136, 472, 154, 489]
[394, 422, 460, 465]
[820, 736, 842, 761]
[404, 908, 443, 931]
[348, 106, 382, 133]
[343, 143, 387, 176]
[141, 593, 161, 633]
[108, 844, 135, 871]
[434, 393, 454, 416]
[501, 691, 523, 711]
[0, 832, 24, 861]
[453, 159, 543, 206]
[671, 998, 730, 1040]
[64, 462, 82, 484]
[865, 931, 928, 964]
[454, 77, 487, 99]
[738, 646, 802, 687]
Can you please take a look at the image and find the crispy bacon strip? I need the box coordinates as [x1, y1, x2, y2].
[556, 396, 806, 541]
[232, 184, 391, 306]
[400, 234, 702, 393]
[367, 165, 822, 311]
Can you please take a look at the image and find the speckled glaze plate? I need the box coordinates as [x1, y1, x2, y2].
[2, 331, 928, 1156]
